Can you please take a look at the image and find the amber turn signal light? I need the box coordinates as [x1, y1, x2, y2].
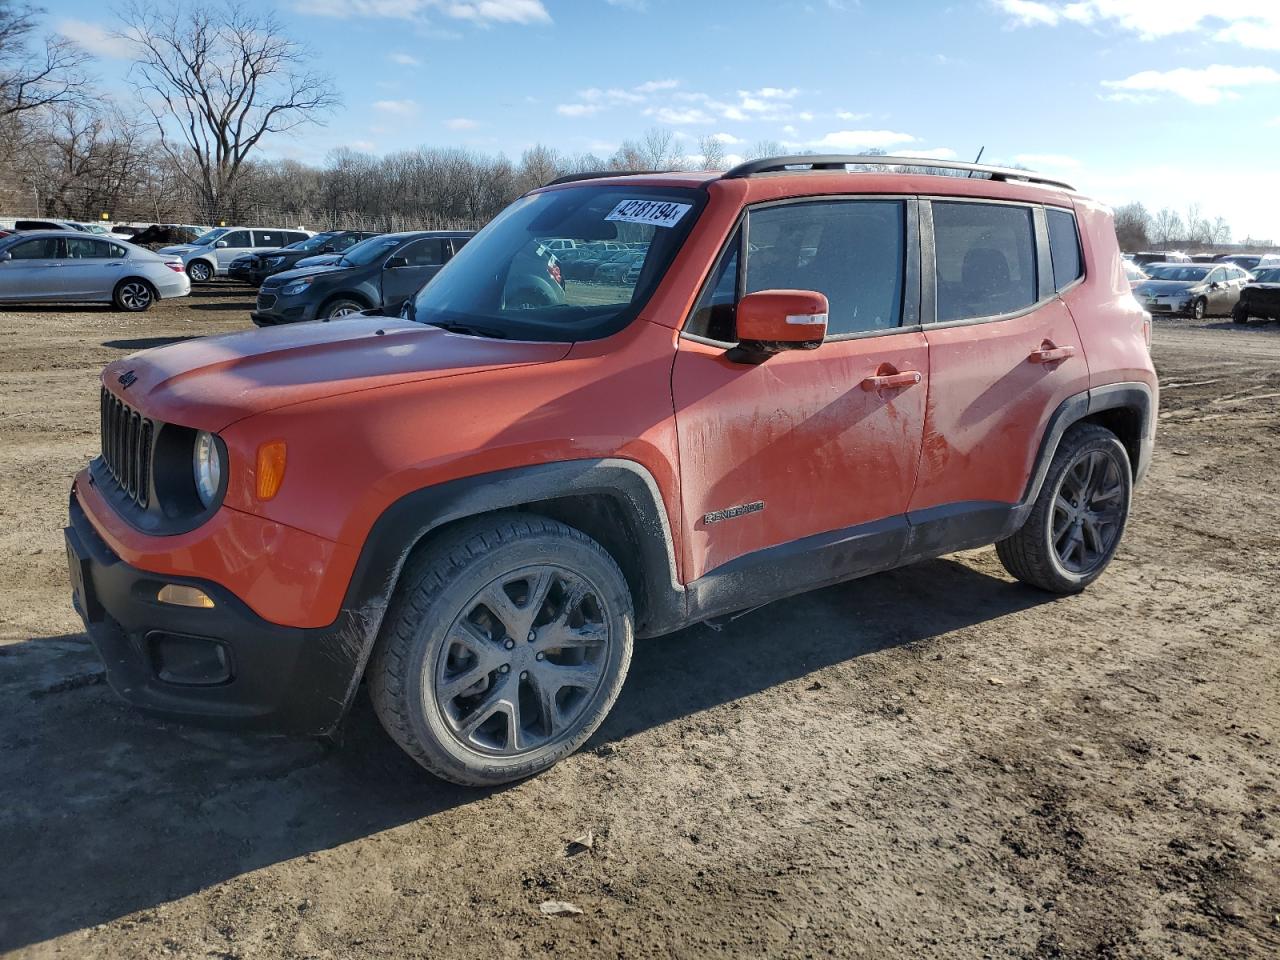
[255, 440, 287, 501]
[157, 584, 215, 609]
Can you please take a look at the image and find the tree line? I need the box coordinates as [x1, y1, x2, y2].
[1, 0, 1266, 248]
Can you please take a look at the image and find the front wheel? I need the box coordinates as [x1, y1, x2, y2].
[186, 260, 213, 283]
[1232, 305, 1249, 325]
[321, 297, 365, 319]
[1191, 297, 1207, 320]
[996, 424, 1132, 594]
[369, 513, 634, 786]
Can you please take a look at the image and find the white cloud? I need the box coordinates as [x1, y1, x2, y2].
[349, 139, 377, 152]
[446, 117, 479, 129]
[606, 0, 648, 9]
[389, 52, 422, 65]
[808, 129, 918, 151]
[55, 19, 131, 58]
[300, 0, 551, 24]
[373, 99, 420, 115]
[1102, 64, 1280, 104]
[1014, 152, 1081, 168]
[644, 106, 712, 124]
[898, 147, 959, 160]
[635, 79, 679, 93]
[993, 1, 1280, 51]
[556, 103, 602, 117]
[711, 132, 743, 144]
[836, 110, 870, 121]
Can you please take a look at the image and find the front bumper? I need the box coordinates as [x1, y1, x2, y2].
[251, 290, 315, 326]
[65, 491, 380, 735]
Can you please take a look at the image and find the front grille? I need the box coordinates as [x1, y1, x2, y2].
[99, 387, 154, 508]
[256, 293, 277, 310]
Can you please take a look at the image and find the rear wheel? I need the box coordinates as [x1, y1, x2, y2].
[186, 260, 213, 283]
[112, 279, 154, 312]
[996, 424, 1132, 594]
[369, 513, 634, 786]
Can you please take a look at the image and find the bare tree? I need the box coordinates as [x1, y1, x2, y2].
[0, 1, 91, 121]
[514, 144, 563, 192]
[744, 139, 784, 161]
[117, 0, 338, 218]
[1113, 201, 1151, 251]
[696, 134, 726, 171]
[612, 127, 686, 170]
[1151, 207, 1183, 247]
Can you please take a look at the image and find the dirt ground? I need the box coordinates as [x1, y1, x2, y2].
[1, 285, 1277, 959]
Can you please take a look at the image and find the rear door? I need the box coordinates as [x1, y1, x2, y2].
[909, 200, 1091, 523]
[672, 197, 929, 584]
[0, 235, 65, 300]
[61, 236, 123, 297]
[380, 237, 445, 311]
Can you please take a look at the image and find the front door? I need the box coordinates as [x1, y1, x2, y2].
[215, 230, 251, 269]
[380, 237, 445, 312]
[673, 198, 929, 586]
[0, 235, 65, 301]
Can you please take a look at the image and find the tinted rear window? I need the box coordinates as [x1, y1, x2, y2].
[1046, 208, 1083, 290]
[933, 202, 1038, 322]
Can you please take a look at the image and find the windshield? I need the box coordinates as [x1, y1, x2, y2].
[411, 185, 703, 342]
[340, 234, 405, 266]
[191, 228, 228, 246]
[290, 232, 339, 251]
[1252, 268, 1280, 283]
[1146, 265, 1209, 282]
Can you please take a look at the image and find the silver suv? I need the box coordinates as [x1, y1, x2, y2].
[158, 226, 312, 282]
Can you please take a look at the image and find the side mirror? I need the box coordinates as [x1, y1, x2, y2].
[1209, 281, 1221, 289]
[727, 289, 829, 365]
[384, 255, 408, 269]
[215, 240, 228, 248]
[0, 251, 11, 263]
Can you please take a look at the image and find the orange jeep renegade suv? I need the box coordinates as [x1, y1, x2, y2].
[66, 156, 1157, 785]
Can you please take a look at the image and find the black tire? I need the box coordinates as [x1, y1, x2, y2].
[112, 279, 154, 312]
[1231, 305, 1249, 325]
[1191, 297, 1207, 320]
[186, 260, 213, 283]
[368, 512, 634, 786]
[996, 423, 1133, 594]
[320, 297, 366, 320]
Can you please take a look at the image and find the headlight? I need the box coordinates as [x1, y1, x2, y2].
[265, 256, 285, 267]
[193, 431, 223, 508]
[280, 277, 314, 296]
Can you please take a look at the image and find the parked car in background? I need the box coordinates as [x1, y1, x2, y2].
[13, 218, 88, 232]
[228, 230, 381, 285]
[1214, 254, 1264, 272]
[1122, 260, 1149, 287]
[1189, 254, 1217, 263]
[158, 226, 312, 282]
[108, 224, 143, 241]
[1133, 262, 1251, 318]
[252, 231, 472, 324]
[0, 231, 188, 311]
[1132, 250, 1191, 266]
[1232, 265, 1280, 324]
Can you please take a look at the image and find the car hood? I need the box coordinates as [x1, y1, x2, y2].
[263, 263, 351, 286]
[295, 254, 343, 268]
[156, 244, 205, 256]
[102, 317, 571, 431]
[1134, 280, 1200, 296]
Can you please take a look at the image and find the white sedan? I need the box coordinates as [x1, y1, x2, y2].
[0, 230, 190, 311]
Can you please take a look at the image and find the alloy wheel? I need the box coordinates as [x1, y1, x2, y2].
[119, 282, 151, 310]
[1051, 449, 1126, 574]
[189, 261, 212, 282]
[329, 304, 361, 317]
[430, 564, 612, 756]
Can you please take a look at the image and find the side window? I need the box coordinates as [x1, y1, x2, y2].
[333, 233, 360, 250]
[1046, 208, 1083, 290]
[221, 230, 250, 248]
[66, 237, 111, 259]
[933, 201, 1038, 322]
[8, 237, 61, 259]
[449, 236, 470, 257]
[687, 228, 741, 342]
[253, 231, 280, 248]
[745, 200, 905, 336]
[1207, 268, 1224, 283]
[108, 243, 128, 258]
[399, 238, 443, 266]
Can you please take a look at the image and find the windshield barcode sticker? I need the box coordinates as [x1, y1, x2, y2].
[605, 199, 692, 228]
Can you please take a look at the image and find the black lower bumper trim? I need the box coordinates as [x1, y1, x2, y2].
[65, 493, 380, 735]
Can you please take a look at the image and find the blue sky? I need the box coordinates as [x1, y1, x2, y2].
[54, 0, 1280, 240]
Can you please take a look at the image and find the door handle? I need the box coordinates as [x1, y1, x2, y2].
[1029, 341, 1076, 364]
[861, 370, 922, 391]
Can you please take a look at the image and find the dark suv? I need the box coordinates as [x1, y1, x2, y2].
[252, 231, 472, 325]
[229, 230, 381, 286]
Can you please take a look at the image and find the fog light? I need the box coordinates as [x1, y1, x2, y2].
[157, 584, 215, 608]
[147, 632, 232, 686]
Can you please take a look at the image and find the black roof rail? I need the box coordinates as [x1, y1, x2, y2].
[544, 170, 669, 186]
[721, 155, 1075, 191]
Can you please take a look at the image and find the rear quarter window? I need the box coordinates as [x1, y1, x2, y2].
[1046, 208, 1083, 290]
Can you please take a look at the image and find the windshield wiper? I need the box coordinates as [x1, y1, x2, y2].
[423, 319, 507, 339]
